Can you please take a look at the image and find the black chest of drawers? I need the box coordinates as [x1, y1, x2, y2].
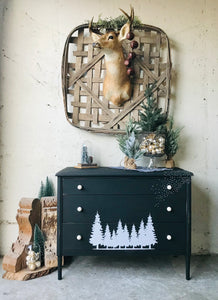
[56, 167, 193, 280]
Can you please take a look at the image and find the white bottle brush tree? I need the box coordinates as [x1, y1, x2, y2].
[116, 118, 142, 169]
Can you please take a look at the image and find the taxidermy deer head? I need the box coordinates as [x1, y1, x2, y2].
[89, 7, 134, 106]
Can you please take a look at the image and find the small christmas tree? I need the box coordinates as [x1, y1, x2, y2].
[38, 177, 55, 198]
[45, 177, 54, 196]
[164, 117, 183, 167]
[137, 84, 167, 133]
[33, 224, 45, 265]
[38, 181, 45, 198]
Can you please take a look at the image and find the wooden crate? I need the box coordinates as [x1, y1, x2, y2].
[62, 24, 171, 134]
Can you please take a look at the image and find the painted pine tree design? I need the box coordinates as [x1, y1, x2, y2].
[103, 224, 111, 249]
[138, 219, 146, 248]
[111, 230, 117, 248]
[144, 214, 158, 249]
[89, 212, 158, 250]
[89, 212, 103, 249]
[116, 220, 123, 248]
[122, 224, 130, 248]
[129, 224, 139, 248]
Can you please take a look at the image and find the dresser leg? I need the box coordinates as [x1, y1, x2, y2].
[185, 254, 191, 280]
[58, 256, 62, 280]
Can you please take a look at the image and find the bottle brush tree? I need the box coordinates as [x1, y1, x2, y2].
[33, 224, 45, 265]
[38, 177, 55, 198]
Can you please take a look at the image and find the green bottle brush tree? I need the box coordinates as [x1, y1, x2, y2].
[33, 224, 45, 266]
[38, 177, 55, 198]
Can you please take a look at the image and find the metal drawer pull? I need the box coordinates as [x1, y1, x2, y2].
[77, 206, 83, 212]
[167, 185, 172, 190]
[166, 206, 172, 212]
[166, 235, 172, 240]
[76, 235, 82, 240]
[77, 184, 83, 190]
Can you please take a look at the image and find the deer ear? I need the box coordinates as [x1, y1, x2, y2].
[118, 23, 130, 42]
[91, 32, 101, 43]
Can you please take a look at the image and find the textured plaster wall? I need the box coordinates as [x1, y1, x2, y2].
[0, 0, 217, 255]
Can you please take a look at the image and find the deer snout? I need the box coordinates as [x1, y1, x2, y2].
[92, 42, 101, 49]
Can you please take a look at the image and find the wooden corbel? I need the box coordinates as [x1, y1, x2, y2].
[2, 198, 41, 273]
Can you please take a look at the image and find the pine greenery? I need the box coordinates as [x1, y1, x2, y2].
[33, 224, 45, 265]
[88, 14, 142, 31]
[116, 118, 142, 160]
[136, 84, 182, 160]
[164, 117, 183, 159]
[137, 84, 167, 133]
[38, 177, 55, 198]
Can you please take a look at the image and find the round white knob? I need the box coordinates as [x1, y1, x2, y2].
[76, 235, 82, 240]
[166, 206, 172, 212]
[167, 185, 172, 190]
[167, 235, 172, 240]
[77, 184, 83, 190]
[77, 206, 83, 212]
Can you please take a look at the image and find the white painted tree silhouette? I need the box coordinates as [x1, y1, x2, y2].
[138, 219, 147, 248]
[129, 224, 138, 248]
[89, 212, 158, 250]
[116, 220, 124, 248]
[123, 224, 130, 248]
[89, 212, 103, 249]
[111, 230, 118, 248]
[103, 224, 111, 248]
[145, 214, 158, 249]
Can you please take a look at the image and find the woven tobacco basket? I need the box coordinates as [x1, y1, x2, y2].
[62, 23, 171, 134]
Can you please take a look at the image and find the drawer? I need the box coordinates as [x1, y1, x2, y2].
[62, 222, 186, 253]
[62, 176, 187, 196]
[62, 194, 186, 223]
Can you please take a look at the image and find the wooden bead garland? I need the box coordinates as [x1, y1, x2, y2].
[124, 31, 138, 76]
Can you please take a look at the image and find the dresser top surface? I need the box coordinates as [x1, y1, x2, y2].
[56, 167, 193, 177]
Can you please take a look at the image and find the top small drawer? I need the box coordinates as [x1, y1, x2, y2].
[62, 176, 186, 195]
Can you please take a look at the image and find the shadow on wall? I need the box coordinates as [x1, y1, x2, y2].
[191, 182, 210, 254]
[168, 38, 179, 116]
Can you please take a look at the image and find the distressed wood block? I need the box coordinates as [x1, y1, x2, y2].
[41, 197, 63, 268]
[2, 266, 56, 281]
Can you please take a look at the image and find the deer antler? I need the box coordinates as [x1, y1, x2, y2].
[119, 5, 134, 27]
[89, 17, 94, 33]
[89, 17, 103, 35]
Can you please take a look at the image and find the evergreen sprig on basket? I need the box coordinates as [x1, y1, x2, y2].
[88, 14, 142, 32]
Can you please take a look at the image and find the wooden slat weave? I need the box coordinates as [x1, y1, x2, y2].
[62, 24, 171, 134]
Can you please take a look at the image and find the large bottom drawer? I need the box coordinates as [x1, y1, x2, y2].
[62, 222, 186, 254]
